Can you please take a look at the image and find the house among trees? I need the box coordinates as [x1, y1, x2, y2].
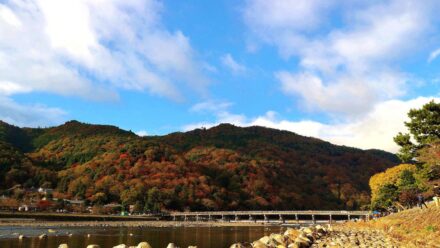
[38, 187, 53, 195]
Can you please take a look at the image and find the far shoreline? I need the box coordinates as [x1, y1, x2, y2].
[0, 220, 298, 228]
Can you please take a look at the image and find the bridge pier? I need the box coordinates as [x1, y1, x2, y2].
[279, 214, 285, 223]
[169, 210, 369, 224]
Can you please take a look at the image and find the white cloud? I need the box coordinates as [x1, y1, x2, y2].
[0, 81, 31, 95]
[190, 100, 233, 113]
[0, 0, 207, 101]
[276, 71, 406, 115]
[244, 0, 334, 35]
[244, 0, 438, 116]
[0, 4, 21, 27]
[221, 54, 247, 74]
[428, 48, 440, 62]
[136, 130, 149, 137]
[0, 96, 66, 127]
[183, 97, 439, 152]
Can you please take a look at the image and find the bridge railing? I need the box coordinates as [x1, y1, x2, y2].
[168, 210, 370, 216]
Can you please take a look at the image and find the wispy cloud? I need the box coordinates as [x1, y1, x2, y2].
[244, 0, 438, 117]
[221, 53, 247, 74]
[190, 100, 233, 113]
[428, 48, 440, 62]
[0, 96, 66, 127]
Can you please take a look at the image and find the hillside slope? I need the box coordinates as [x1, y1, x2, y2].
[0, 121, 399, 211]
[342, 204, 440, 247]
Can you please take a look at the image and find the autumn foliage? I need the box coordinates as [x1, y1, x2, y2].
[0, 120, 399, 211]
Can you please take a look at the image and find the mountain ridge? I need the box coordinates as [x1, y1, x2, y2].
[0, 120, 399, 210]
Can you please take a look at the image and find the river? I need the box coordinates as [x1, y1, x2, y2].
[0, 225, 286, 248]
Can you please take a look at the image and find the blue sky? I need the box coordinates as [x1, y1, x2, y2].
[1, 0, 440, 152]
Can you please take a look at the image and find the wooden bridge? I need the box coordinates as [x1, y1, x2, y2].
[168, 210, 370, 224]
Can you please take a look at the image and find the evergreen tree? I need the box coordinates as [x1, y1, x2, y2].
[394, 100, 440, 162]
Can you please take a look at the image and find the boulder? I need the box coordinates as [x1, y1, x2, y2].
[230, 244, 244, 248]
[315, 225, 326, 234]
[18, 235, 24, 240]
[166, 243, 177, 248]
[252, 240, 267, 248]
[301, 227, 314, 235]
[58, 244, 69, 248]
[231, 243, 255, 248]
[283, 228, 299, 244]
[293, 236, 311, 248]
[258, 236, 270, 245]
[269, 233, 284, 245]
[113, 245, 128, 248]
[137, 242, 152, 248]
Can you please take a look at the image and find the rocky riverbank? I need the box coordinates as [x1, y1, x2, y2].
[57, 242, 153, 248]
[44, 224, 399, 248]
[230, 225, 399, 248]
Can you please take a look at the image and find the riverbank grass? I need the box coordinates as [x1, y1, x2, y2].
[342, 203, 440, 247]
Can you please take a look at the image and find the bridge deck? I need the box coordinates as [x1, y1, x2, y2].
[169, 210, 369, 216]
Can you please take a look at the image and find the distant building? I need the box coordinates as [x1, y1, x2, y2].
[65, 199, 85, 205]
[38, 188, 53, 195]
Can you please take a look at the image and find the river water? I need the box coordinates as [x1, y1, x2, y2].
[0, 225, 286, 248]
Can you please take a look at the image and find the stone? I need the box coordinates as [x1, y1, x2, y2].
[18, 235, 24, 240]
[293, 236, 311, 248]
[252, 240, 267, 248]
[86, 245, 100, 248]
[113, 245, 128, 248]
[259, 236, 271, 245]
[166, 243, 177, 248]
[301, 227, 314, 235]
[270, 234, 285, 245]
[58, 244, 69, 248]
[39, 234, 47, 239]
[137, 242, 152, 248]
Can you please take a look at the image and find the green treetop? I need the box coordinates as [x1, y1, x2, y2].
[394, 100, 440, 162]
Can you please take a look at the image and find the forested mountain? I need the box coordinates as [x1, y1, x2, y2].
[0, 120, 399, 211]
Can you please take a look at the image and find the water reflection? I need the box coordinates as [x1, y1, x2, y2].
[0, 225, 286, 248]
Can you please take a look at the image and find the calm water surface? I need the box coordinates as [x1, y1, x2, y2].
[0, 225, 286, 248]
